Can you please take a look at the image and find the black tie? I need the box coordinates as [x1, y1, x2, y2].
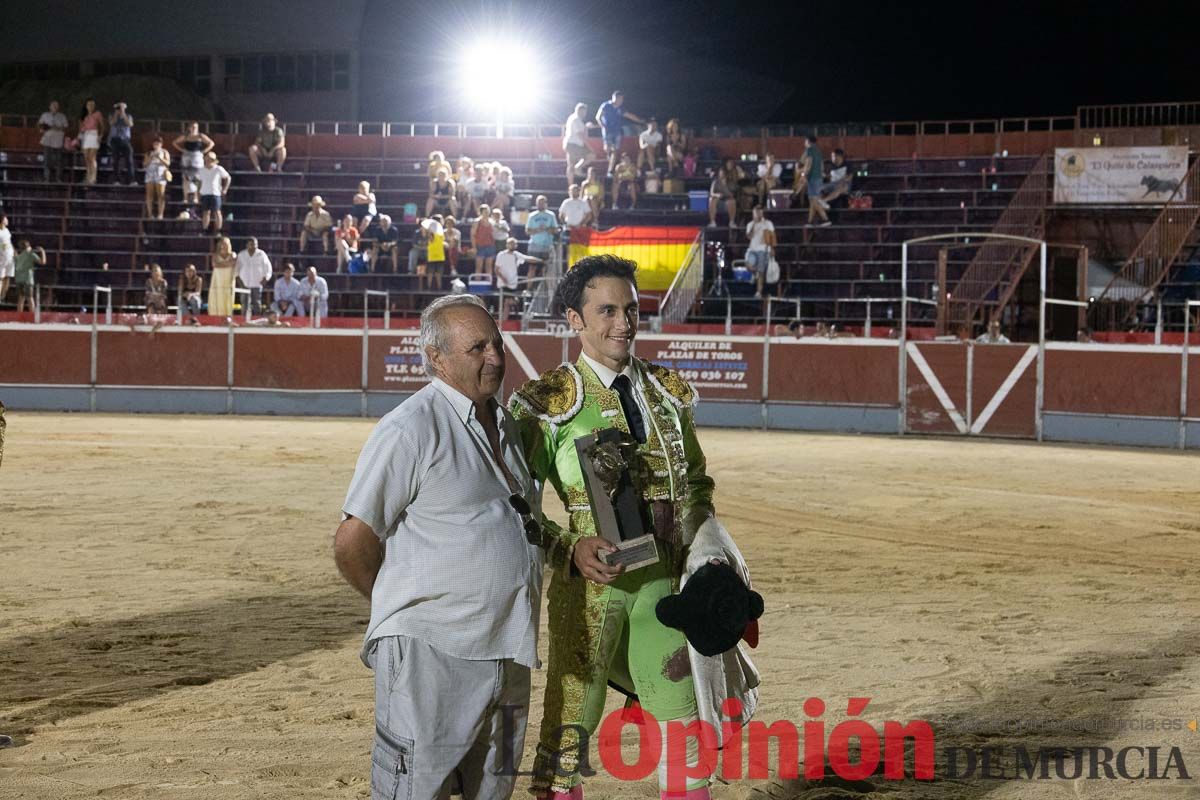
[612, 374, 646, 443]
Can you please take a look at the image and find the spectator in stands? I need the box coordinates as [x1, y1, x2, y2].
[562, 102, 594, 187]
[708, 161, 738, 228]
[495, 237, 543, 308]
[144, 264, 169, 314]
[755, 153, 782, 207]
[300, 195, 333, 254]
[745, 205, 776, 299]
[78, 98, 105, 186]
[372, 214, 401, 273]
[142, 137, 171, 221]
[39, 100, 68, 182]
[613, 153, 638, 209]
[525, 195, 558, 277]
[272, 262, 305, 318]
[471, 203, 496, 280]
[595, 90, 644, 177]
[454, 157, 474, 214]
[173, 121, 215, 209]
[108, 102, 135, 186]
[796, 134, 831, 227]
[12, 241, 44, 315]
[335, 214, 360, 273]
[197, 152, 231, 235]
[558, 183, 593, 230]
[423, 215, 448, 291]
[581, 166, 604, 221]
[816, 149, 853, 208]
[179, 263, 203, 325]
[493, 167, 515, 214]
[248, 112, 286, 172]
[637, 118, 662, 173]
[664, 118, 688, 175]
[409, 218, 429, 284]
[427, 169, 458, 217]
[427, 150, 453, 180]
[976, 319, 1011, 344]
[0, 214, 12, 306]
[302, 266, 329, 322]
[209, 236, 236, 318]
[235, 237, 273, 314]
[352, 180, 378, 231]
[490, 208, 510, 253]
[444, 216, 462, 278]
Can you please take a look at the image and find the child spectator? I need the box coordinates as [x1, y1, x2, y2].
[13, 240, 45, 315]
[489, 208, 510, 248]
[335, 214, 361, 274]
[144, 264, 169, 314]
[300, 195, 334, 254]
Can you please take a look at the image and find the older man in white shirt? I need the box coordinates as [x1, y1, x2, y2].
[335, 294, 541, 800]
[299, 265, 329, 324]
[235, 237, 272, 314]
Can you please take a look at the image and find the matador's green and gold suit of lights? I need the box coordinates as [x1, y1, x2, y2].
[510, 356, 715, 796]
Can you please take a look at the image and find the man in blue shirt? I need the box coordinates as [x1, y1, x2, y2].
[524, 195, 559, 280]
[595, 90, 644, 177]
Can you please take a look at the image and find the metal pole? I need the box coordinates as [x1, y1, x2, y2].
[965, 341, 974, 433]
[899, 242, 909, 435]
[227, 320, 235, 414]
[762, 297, 773, 430]
[725, 295, 732, 336]
[865, 298, 873, 339]
[1155, 296, 1163, 345]
[1036, 242, 1047, 442]
[1182, 301, 1198, 450]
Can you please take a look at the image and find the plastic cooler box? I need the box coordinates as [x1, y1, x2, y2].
[468, 273, 492, 295]
[687, 190, 709, 211]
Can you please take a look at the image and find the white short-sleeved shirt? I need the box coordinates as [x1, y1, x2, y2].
[0, 228, 12, 267]
[746, 218, 776, 251]
[639, 129, 663, 150]
[559, 197, 590, 227]
[342, 379, 541, 668]
[495, 248, 530, 289]
[197, 164, 230, 196]
[563, 112, 587, 149]
[39, 111, 67, 148]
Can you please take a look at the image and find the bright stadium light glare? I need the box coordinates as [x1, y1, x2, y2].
[461, 35, 543, 135]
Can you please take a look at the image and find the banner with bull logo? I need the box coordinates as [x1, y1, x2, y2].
[1054, 147, 1189, 204]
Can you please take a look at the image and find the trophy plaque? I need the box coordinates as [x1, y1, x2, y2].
[574, 428, 660, 571]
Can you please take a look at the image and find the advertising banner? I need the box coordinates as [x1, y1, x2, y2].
[1054, 147, 1189, 204]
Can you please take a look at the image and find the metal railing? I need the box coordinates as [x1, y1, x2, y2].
[232, 287, 253, 324]
[363, 289, 390, 329]
[91, 285, 113, 326]
[1090, 157, 1200, 331]
[1077, 101, 1200, 130]
[659, 233, 704, 326]
[943, 154, 1050, 333]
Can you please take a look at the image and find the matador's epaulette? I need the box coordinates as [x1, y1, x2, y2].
[509, 363, 584, 424]
[639, 358, 700, 410]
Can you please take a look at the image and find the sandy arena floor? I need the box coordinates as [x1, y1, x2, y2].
[1, 412, 1198, 799]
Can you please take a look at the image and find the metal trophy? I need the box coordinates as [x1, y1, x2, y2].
[574, 428, 661, 571]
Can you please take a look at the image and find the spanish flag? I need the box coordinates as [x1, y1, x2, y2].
[567, 226, 701, 291]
